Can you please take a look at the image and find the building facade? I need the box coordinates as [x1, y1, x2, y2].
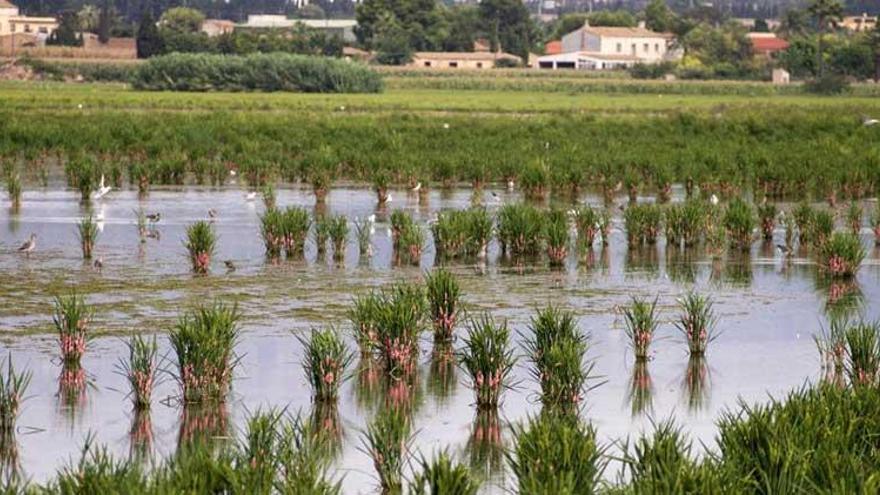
[0, 0, 57, 38]
[410, 51, 519, 69]
[538, 21, 676, 70]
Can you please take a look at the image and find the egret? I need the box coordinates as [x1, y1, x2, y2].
[246, 192, 257, 201]
[412, 182, 421, 192]
[386, 194, 393, 203]
[710, 194, 719, 206]
[507, 179, 515, 191]
[863, 116, 878, 126]
[17, 234, 36, 257]
[93, 175, 111, 199]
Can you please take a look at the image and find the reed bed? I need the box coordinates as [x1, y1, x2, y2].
[184, 221, 216, 274]
[169, 302, 241, 404]
[77, 215, 99, 260]
[300, 327, 353, 402]
[458, 314, 516, 410]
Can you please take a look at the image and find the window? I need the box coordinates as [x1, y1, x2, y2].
[424, 61, 431, 67]
[631, 43, 636, 55]
[449, 61, 458, 68]
[38, 26, 48, 34]
[24, 24, 32, 33]
[655, 43, 660, 52]
[476, 62, 483, 68]
[616, 42, 622, 53]
[643, 43, 649, 52]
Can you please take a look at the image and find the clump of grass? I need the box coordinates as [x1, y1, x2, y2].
[349, 293, 381, 354]
[723, 198, 755, 251]
[625, 203, 662, 246]
[327, 215, 348, 261]
[793, 202, 815, 245]
[815, 317, 847, 375]
[300, 327, 352, 402]
[184, 221, 216, 274]
[846, 201, 863, 236]
[314, 215, 330, 256]
[818, 233, 865, 278]
[0, 356, 31, 435]
[262, 183, 276, 210]
[497, 203, 544, 257]
[844, 321, 880, 387]
[261, 207, 311, 258]
[409, 450, 481, 495]
[354, 217, 373, 257]
[361, 407, 412, 493]
[598, 209, 612, 246]
[66, 156, 96, 203]
[459, 314, 515, 410]
[119, 334, 158, 411]
[573, 205, 601, 248]
[811, 209, 835, 247]
[508, 413, 606, 494]
[519, 161, 549, 201]
[53, 293, 93, 367]
[545, 209, 569, 266]
[373, 283, 426, 377]
[871, 201, 880, 245]
[757, 202, 777, 241]
[674, 293, 718, 357]
[169, 302, 241, 404]
[523, 306, 593, 411]
[623, 297, 660, 361]
[782, 210, 796, 250]
[274, 413, 341, 494]
[432, 208, 492, 259]
[77, 215, 99, 260]
[425, 268, 461, 343]
[664, 201, 706, 248]
[53, 437, 148, 493]
[391, 210, 424, 264]
[5, 172, 21, 212]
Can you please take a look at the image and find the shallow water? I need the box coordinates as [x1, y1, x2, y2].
[1, 185, 879, 492]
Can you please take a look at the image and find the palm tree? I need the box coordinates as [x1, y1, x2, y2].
[807, 0, 843, 78]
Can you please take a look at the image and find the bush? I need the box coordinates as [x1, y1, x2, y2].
[804, 74, 851, 95]
[629, 61, 674, 79]
[132, 53, 383, 93]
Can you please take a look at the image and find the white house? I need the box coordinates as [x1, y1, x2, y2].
[0, 0, 57, 38]
[538, 21, 677, 70]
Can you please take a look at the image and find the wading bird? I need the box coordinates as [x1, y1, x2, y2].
[146, 213, 161, 223]
[776, 244, 793, 257]
[18, 234, 36, 257]
[94, 256, 103, 269]
[93, 175, 112, 199]
[710, 194, 719, 206]
[245, 192, 257, 201]
[411, 182, 421, 193]
[224, 260, 236, 271]
[208, 209, 217, 219]
[862, 116, 878, 126]
[491, 192, 501, 203]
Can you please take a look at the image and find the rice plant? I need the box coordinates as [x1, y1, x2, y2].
[66, 156, 96, 203]
[354, 217, 374, 257]
[811, 209, 835, 247]
[598, 209, 612, 246]
[674, 293, 718, 357]
[261, 206, 311, 258]
[723, 198, 755, 251]
[544, 209, 569, 266]
[815, 317, 847, 375]
[361, 407, 412, 493]
[782, 210, 796, 250]
[625, 203, 662, 246]
[872, 201, 880, 245]
[349, 292, 381, 354]
[398, 222, 425, 265]
[300, 327, 353, 402]
[5, 172, 21, 212]
[169, 302, 241, 404]
[52, 437, 148, 494]
[519, 161, 549, 201]
[458, 314, 515, 410]
[844, 321, 880, 387]
[573, 205, 601, 248]
[275, 413, 342, 494]
[53, 293, 93, 367]
[523, 306, 593, 411]
[508, 413, 606, 495]
[793, 202, 815, 245]
[497, 203, 543, 257]
[425, 268, 461, 343]
[373, 283, 426, 377]
[184, 221, 216, 274]
[0, 356, 30, 435]
[119, 334, 158, 411]
[409, 450, 481, 495]
[327, 215, 348, 261]
[818, 233, 866, 278]
[757, 202, 777, 241]
[77, 215, 99, 260]
[314, 215, 330, 256]
[261, 183, 276, 210]
[847, 201, 863, 236]
[432, 208, 492, 259]
[623, 297, 660, 361]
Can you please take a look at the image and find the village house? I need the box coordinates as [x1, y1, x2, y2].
[201, 19, 235, 37]
[840, 13, 876, 32]
[409, 50, 520, 69]
[746, 32, 790, 58]
[536, 21, 677, 70]
[0, 0, 57, 38]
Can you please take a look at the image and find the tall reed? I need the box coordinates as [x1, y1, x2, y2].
[674, 293, 718, 357]
[169, 302, 241, 404]
[184, 221, 216, 274]
[300, 327, 352, 402]
[53, 293, 93, 367]
[77, 215, 99, 259]
[459, 314, 515, 410]
[425, 268, 461, 343]
[623, 297, 660, 361]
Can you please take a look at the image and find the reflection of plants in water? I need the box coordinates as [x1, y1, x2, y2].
[361, 406, 413, 494]
[409, 450, 481, 495]
[818, 278, 864, 322]
[58, 364, 88, 412]
[665, 247, 697, 284]
[466, 410, 504, 481]
[0, 429, 20, 487]
[179, 403, 229, 446]
[129, 409, 153, 462]
[628, 361, 653, 417]
[354, 356, 382, 412]
[625, 246, 659, 277]
[310, 401, 342, 460]
[682, 356, 711, 412]
[459, 314, 516, 410]
[723, 253, 753, 286]
[427, 343, 456, 405]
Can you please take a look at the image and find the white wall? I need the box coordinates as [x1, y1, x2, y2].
[598, 35, 668, 62]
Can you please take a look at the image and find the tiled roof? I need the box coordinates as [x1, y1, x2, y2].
[545, 40, 562, 55]
[747, 34, 790, 54]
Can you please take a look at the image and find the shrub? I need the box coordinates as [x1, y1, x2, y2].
[629, 61, 675, 79]
[132, 53, 383, 93]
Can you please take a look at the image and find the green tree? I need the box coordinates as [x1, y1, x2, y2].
[479, 0, 533, 61]
[136, 10, 163, 58]
[77, 4, 99, 33]
[297, 4, 326, 19]
[442, 5, 479, 51]
[47, 11, 83, 46]
[159, 7, 205, 33]
[97, 0, 111, 43]
[778, 37, 817, 77]
[587, 10, 636, 27]
[644, 0, 675, 33]
[807, 0, 843, 77]
[753, 18, 769, 32]
[869, 25, 880, 82]
[355, 0, 445, 51]
[374, 14, 413, 65]
[778, 8, 810, 38]
[550, 13, 587, 39]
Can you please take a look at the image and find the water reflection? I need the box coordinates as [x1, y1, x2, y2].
[427, 344, 456, 406]
[0, 430, 20, 486]
[818, 278, 864, 321]
[129, 409, 153, 463]
[682, 356, 711, 412]
[466, 409, 505, 482]
[178, 403, 229, 446]
[354, 356, 382, 413]
[625, 246, 659, 278]
[666, 247, 697, 284]
[57, 364, 87, 421]
[627, 361, 653, 417]
[310, 401, 342, 460]
[722, 252, 753, 287]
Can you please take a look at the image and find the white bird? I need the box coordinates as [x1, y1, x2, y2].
[367, 214, 376, 223]
[443, 123, 450, 129]
[245, 192, 257, 201]
[863, 116, 878, 126]
[17, 234, 36, 257]
[229, 170, 237, 177]
[339, 105, 346, 111]
[411, 182, 421, 192]
[386, 194, 393, 203]
[507, 179, 515, 191]
[77, 103, 83, 110]
[710, 194, 719, 206]
[95, 209, 105, 222]
[93, 175, 111, 199]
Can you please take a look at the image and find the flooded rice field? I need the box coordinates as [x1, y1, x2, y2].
[1, 185, 879, 493]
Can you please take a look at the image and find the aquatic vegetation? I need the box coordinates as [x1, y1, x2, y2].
[261, 206, 311, 258]
[572, 205, 601, 248]
[326, 215, 348, 261]
[348, 293, 381, 353]
[427, 344, 456, 404]
[793, 202, 815, 245]
[361, 407, 412, 493]
[664, 200, 706, 248]
[682, 356, 710, 411]
[847, 201, 863, 236]
[373, 283, 426, 377]
[261, 183, 276, 210]
[624, 203, 662, 246]
[818, 233, 865, 278]
[843, 321, 880, 387]
[169, 302, 241, 404]
[509, 413, 606, 495]
[354, 217, 373, 257]
[300, 327, 353, 402]
[52, 438, 148, 493]
[811, 209, 835, 247]
[119, 334, 158, 411]
[467, 410, 503, 479]
[77, 215, 99, 260]
[314, 215, 330, 256]
[757, 203, 777, 241]
[184, 221, 216, 274]
[390, 210, 423, 263]
[523, 306, 593, 411]
[872, 201, 880, 245]
[53, 293, 93, 367]
[598, 209, 612, 246]
[519, 161, 549, 201]
[66, 156, 96, 203]
[723, 198, 755, 251]
[5, 171, 21, 212]
[545, 209, 570, 266]
[409, 450, 481, 495]
[425, 268, 461, 343]
[782, 210, 796, 250]
[431, 208, 492, 259]
[0, 356, 30, 435]
[815, 318, 848, 375]
[628, 360, 653, 416]
[675, 293, 718, 357]
[458, 314, 516, 410]
[497, 203, 544, 257]
[623, 297, 660, 361]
